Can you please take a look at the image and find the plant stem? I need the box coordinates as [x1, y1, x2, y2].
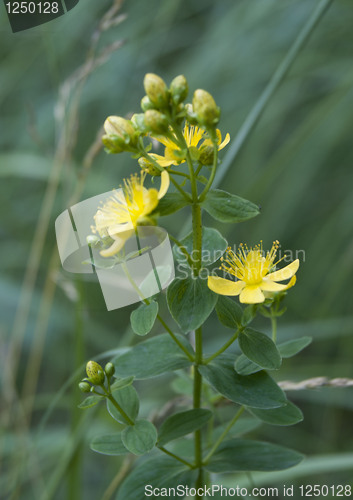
[168, 234, 194, 269]
[271, 314, 277, 343]
[120, 262, 194, 362]
[203, 406, 245, 464]
[158, 446, 194, 468]
[204, 330, 240, 365]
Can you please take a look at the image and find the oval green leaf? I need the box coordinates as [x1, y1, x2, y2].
[234, 354, 261, 375]
[107, 386, 139, 424]
[199, 356, 286, 409]
[167, 276, 218, 332]
[116, 456, 196, 500]
[215, 295, 243, 329]
[248, 401, 303, 426]
[130, 301, 159, 336]
[238, 328, 282, 370]
[78, 395, 102, 409]
[173, 227, 227, 266]
[90, 434, 128, 456]
[121, 419, 157, 456]
[201, 189, 260, 223]
[278, 336, 312, 358]
[110, 376, 135, 392]
[113, 333, 193, 379]
[158, 409, 213, 446]
[152, 192, 191, 216]
[205, 438, 304, 472]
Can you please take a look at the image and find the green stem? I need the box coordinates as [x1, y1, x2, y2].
[167, 169, 190, 179]
[102, 388, 134, 426]
[271, 314, 277, 343]
[198, 140, 218, 202]
[158, 446, 194, 468]
[203, 406, 245, 464]
[204, 330, 240, 365]
[120, 262, 194, 362]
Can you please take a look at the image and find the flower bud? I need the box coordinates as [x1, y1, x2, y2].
[170, 75, 188, 105]
[144, 109, 169, 134]
[79, 381, 91, 393]
[138, 157, 161, 176]
[192, 89, 220, 127]
[104, 362, 115, 377]
[86, 361, 105, 385]
[144, 73, 169, 108]
[198, 144, 214, 165]
[141, 95, 155, 112]
[102, 134, 125, 154]
[104, 116, 137, 147]
[185, 103, 198, 125]
[131, 113, 148, 134]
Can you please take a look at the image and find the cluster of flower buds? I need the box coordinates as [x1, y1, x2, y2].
[102, 73, 221, 155]
[78, 360, 115, 392]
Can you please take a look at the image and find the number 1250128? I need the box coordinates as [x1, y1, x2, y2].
[299, 485, 351, 497]
[5, 2, 60, 14]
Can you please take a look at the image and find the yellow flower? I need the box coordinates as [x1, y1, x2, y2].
[92, 170, 169, 257]
[150, 123, 230, 167]
[208, 241, 299, 304]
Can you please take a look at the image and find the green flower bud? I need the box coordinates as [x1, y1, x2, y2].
[102, 134, 125, 154]
[79, 381, 91, 393]
[138, 156, 161, 176]
[185, 103, 198, 125]
[192, 89, 220, 127]
[86, 360, 105, 385]
[141, 95, 155, 112]
[144, 73, 169, 108]
[131, 113, 148, 134]
[170, 75, 188, 105]
[104, 116, 137, 147]
[104, 362, 115, 377]
[144, 109, 169, 134]
[198, 144, 214, 165]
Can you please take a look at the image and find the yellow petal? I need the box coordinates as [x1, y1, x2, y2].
[149, 153, 175, 167]
[218, 132, 230, 150]
[260, 280, 290, 292]
[207, 276, 245, 296]
[267, 259, 299, 282]
[158, 170, 170, 199]
[239, 285, 265, 304]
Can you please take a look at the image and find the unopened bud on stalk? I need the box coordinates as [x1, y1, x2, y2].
[86, 361, 105, 385]
[184, 103, 198, 125]
[104, 362, 115, 378]
[141, 96, 155, 112]
[192, 89, 220, 127]
[170, 75, 188, 105]
[199, 144, 214, 165]
[102, 134, 124, 154]
[144, 109, 169, 134]
[138, 157, 161, 176]
[79, 381, 91, 393]
[144, 73, 169, 108]
[104, 116, 137, 145]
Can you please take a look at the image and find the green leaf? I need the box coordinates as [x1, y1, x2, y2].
[234, 354, 261, 375]
[167, 276, 218, 332]
[78, 395, 102, 409]
[130, 301, 158, 336]
[153, 192, 191, 216]
[201, 189, 260, 223]
[205, 438, 303, 473]
[238, 328, 282, 370]
[158, 409, 213, 446]
[107, 386, 139, 424]
[113, 333, 193, 379]
[110, 376, 135, 391]
[215, 295, 243, 329]
[241, 304, 258, 325]
[90, 434, 128, 456]
[121, 420, 157, 455]
[248, 401, 303, 426]
[213, 416, 261, 440]
[173, 227, 227, 266]
[199, 356, 286, 409]
[116, 456, 196, 500]
[278, 336, 312, 358]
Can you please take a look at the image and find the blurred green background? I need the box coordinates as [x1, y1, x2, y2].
[1, 0, 353, 498]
